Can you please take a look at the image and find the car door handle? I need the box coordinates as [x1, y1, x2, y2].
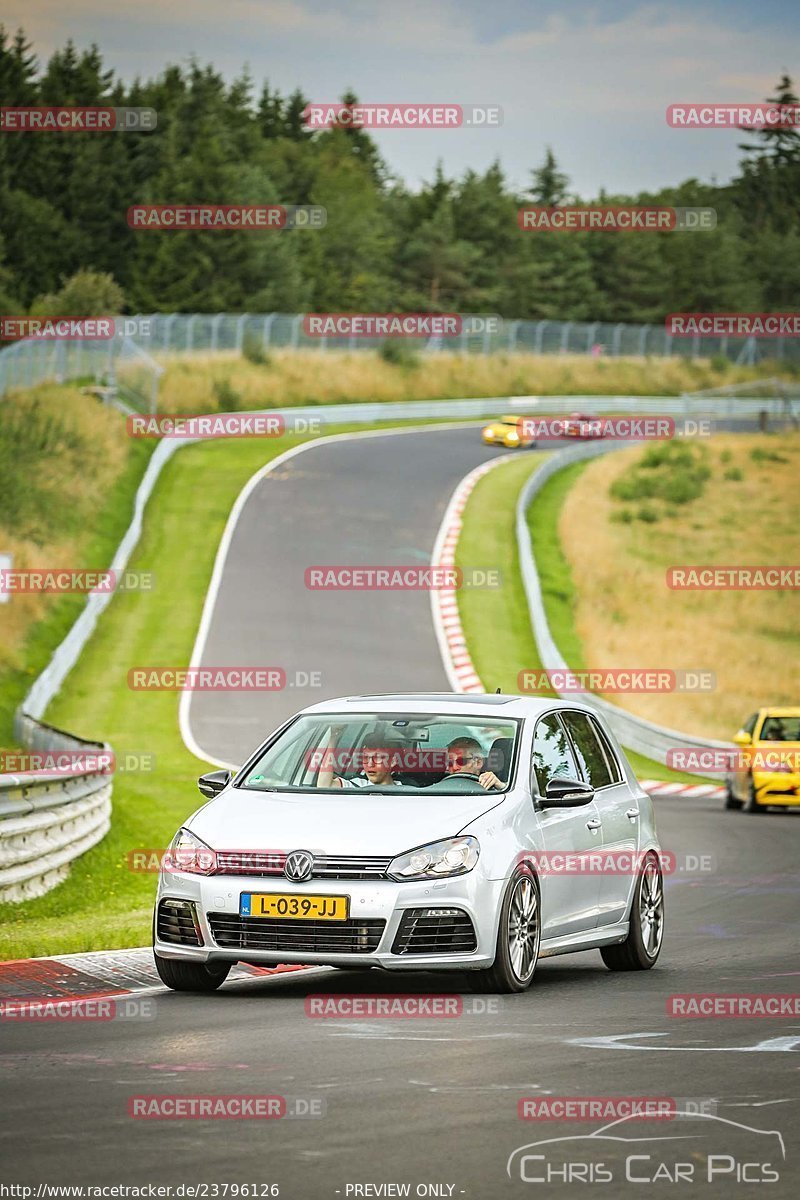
[586, 817, 602, 830]
[625, 808, 639, 820]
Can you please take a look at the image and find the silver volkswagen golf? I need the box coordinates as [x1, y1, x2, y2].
[153, 693, 665, 993]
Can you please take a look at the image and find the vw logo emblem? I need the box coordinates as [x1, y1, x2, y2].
[284, 850, 314, 882]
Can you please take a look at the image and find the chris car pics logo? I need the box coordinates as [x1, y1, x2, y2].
[507, 1111, 785, 1185]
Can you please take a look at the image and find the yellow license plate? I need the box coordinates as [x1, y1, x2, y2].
[241, 892, 349, 920]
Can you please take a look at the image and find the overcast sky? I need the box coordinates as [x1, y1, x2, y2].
[4, 0, 798, 196]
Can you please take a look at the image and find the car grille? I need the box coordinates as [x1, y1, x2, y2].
[157, 899, 203, 946]
[213, 853, 391, 880]
[207, 913, 386, 953]
[391, 908, 477, 956]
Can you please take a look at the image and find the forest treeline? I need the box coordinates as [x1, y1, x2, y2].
[1, 28, 798, 321]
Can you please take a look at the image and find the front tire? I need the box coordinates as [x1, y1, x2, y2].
[746, 778, 764, 813]
[601, 853, 664, 971]
[725, 781, 743, 810]
[471, 866, 540, 993]
[154, 953, 232, 992]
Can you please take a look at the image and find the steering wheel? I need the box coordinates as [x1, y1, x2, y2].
[425, 772, 484, 792]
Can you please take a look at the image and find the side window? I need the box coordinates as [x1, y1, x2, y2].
[588, 715, 623, 784]
[531, 713, 578, 796]
[561, 711, 614, 789]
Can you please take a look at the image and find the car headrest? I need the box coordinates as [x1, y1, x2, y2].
[486, 737, 514, 779]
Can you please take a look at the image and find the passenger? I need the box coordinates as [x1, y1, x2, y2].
[445, 736, 505, 791]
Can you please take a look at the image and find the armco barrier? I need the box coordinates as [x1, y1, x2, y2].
[515, 439, 733, 774]
[0, 715, 112, 903]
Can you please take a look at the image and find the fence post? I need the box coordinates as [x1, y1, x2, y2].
[637, 325, 650, 356]
[559, 321, 572, 353]
[210, 313, 224, 352]
[262, 313, 276, 349]
[163, 312, 178, 354]
[611, 323, 624, 356]
[508, 320, 521, 352]
[236, 313, 250, 351]
[186, 314, 197, 353]
[291, 314, 303, 350]
[586, 322, 598, 354]
[534, 320, 547, 354]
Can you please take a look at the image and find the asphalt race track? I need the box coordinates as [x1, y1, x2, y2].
[188, 426, 517, 765]
[3, 420, 798, 1196]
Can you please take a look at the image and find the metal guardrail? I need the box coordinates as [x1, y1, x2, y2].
[0, 715, 112, 904]
[515, 440, 734, 776]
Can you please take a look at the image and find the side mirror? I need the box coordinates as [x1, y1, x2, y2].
[198, 769, 231, 798]
[732, 730, 752, 747]
[540, 777, 595, 807]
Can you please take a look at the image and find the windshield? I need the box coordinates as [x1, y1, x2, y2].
[237, 712, 520, 795]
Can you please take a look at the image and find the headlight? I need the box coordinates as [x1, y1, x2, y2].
[506, 432, 519, 443]
[164, 827, 217, 875]
[388, 836, 480, 881]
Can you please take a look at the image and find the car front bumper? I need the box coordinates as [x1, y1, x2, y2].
[154, 869, 504, 971]
[753, 772, 800, 804]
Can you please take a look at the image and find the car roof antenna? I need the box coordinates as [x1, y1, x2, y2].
[495, 687, 502, 693]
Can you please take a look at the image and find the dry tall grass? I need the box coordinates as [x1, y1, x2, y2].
[156, 350, 785, 414]
[559, 432, 800, 739]
[0, 387, 128, 672]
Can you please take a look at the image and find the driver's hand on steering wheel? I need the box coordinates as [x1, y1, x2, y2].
[478, 770, 505, 791]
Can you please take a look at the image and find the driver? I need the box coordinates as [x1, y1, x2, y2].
[318, 732, 403, 789]
[446, 737, 505, 791]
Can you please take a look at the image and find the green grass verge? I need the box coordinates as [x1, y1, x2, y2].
[456, 453, 704, 786]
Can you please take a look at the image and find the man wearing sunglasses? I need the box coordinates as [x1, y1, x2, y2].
[445, 737, 506, 790]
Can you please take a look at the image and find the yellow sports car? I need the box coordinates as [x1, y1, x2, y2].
[481, 415, 537, 449]
[725, 707, 800, 812]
